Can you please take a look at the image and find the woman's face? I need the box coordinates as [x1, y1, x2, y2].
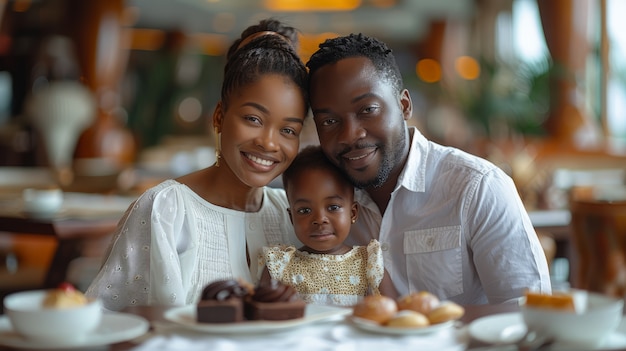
[216, 74, 306, 189]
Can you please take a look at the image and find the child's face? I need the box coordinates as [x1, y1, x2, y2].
[286, 167, 357, 254]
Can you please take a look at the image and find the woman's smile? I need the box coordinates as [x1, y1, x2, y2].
[242, 152, 277, 168]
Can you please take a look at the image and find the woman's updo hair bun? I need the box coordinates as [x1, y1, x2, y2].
[226, 18, 300, 60]
[220, 33, 308, 114]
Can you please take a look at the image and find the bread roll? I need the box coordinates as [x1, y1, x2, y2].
[352, 295, 398, 324]
[427, 301, 465, 324]
[397, 291, 440, 315]
[386, 310, 429, 328]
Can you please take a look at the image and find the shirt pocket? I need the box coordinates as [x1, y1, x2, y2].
[403, 226, 463, 299]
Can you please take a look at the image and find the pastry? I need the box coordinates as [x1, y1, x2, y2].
[386, 310, 430, 328]
[524, 291, 575, 311]
[42, 282, 87, 309]
[244, 279, 306, 321]
[197, 279, 250, 323]
[396, 291, 440, 315]
[427, 301, 465, 324]
[352, 295, 398, 324]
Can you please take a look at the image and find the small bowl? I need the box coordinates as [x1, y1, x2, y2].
[3, 289, 102, 343]
[521, 290, 624, 347]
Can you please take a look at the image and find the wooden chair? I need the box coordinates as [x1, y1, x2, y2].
[569, 186, 626, 297]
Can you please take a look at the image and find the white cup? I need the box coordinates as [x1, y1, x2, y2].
[22, 187, 64, 216]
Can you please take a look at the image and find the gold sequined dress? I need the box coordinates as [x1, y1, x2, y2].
[260, 239, 384, 306]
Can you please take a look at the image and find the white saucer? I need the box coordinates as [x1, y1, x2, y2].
[468, 312, 526, 344]
[0, 312, 149, 349]
[468, 312, 626, 350]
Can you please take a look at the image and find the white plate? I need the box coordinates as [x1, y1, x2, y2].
[164, 304, 351, 334]
[348, 316, 456, 335]
[468, 312, 626, 350]
[0, 312, 149, 350]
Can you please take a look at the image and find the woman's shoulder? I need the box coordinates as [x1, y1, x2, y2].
[261, 186, 289, 210]
[131, 179, 193, 209]
[264, 186, 287, 200]
[146, 178, 183, 192]
[140, 179, 193, 198]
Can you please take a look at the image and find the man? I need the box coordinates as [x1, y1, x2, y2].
[306, 33, 551, 304]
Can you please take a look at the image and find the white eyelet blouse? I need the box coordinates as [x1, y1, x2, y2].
[85, 179, 300, 311]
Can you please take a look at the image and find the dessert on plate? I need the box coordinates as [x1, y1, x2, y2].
[196, 279, 306, 323]
[244, 279, 306, 321]
[196, 279, 251, 323]
[42, 282, 88, 309]
[352, 291, 465, 328]
[396, 291, 440, 315]
[352, 295, 398, 324]
[523, 290, 576, 311]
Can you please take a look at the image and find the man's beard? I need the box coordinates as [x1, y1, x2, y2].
[341, 132, 406, 189]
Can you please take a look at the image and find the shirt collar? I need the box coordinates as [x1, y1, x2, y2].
[398, 126, 427, 193]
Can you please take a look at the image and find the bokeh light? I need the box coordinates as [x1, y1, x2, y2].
[455, 56, 480, 80]
[416, 58, 441, 83]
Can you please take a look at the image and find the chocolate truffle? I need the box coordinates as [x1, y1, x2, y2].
[244, 280, 306, 321]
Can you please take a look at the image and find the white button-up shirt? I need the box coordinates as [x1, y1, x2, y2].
[345, 127, 551, 304]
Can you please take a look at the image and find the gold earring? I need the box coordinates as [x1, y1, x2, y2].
[351, 218, 356, 224]
[214, 127, 221, 167]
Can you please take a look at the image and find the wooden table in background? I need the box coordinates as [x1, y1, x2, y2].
[0, 192, 133, 289]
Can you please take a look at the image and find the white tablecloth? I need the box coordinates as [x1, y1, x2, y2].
[131, 317, 469, 351]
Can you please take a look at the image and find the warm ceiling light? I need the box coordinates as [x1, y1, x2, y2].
[264, 0, 361, 11]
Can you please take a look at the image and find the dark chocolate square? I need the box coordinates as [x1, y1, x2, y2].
[196, 297, 244, 323]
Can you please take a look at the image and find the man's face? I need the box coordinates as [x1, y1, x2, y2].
[309, 57, 411, 189]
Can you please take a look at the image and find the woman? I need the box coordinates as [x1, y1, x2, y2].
[86, 20, 309, 311]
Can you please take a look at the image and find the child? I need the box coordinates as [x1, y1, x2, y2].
[259, 146, 397, 306]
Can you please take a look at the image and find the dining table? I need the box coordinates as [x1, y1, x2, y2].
[1, 303, 517, 351]
[0, 191, 135, 289]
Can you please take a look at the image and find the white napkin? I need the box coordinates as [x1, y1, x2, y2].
[130, 320, 468, 351]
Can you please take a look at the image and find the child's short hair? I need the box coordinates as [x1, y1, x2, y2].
[282, 145, 353, 195]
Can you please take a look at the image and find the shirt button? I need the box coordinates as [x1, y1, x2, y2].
[427, 238, 436, 248]
[248, 222, 255, 230]
[381, 243, 389, 251]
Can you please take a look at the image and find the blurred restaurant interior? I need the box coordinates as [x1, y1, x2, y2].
[0, 0, 625, 304]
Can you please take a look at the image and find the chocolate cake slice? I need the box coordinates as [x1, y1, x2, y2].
[197, 279, 249, 323]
